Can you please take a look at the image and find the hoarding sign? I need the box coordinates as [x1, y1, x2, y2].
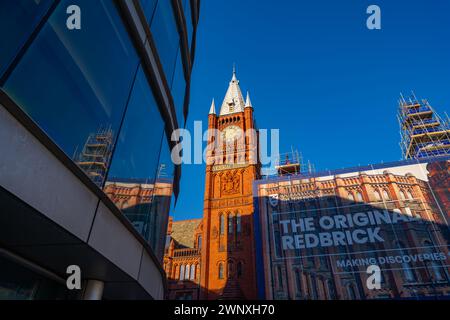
[256, 159, 450, 299]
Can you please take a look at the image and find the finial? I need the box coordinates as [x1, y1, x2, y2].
[231, 63, 237, 81]
[245, 91, 252, 108]
[209, 98, 216, 115]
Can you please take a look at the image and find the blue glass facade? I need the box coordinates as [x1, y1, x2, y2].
[0, 0, 200, 265]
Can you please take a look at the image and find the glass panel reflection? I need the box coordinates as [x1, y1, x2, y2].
[182, 0, 193, 50]
[104, 66, 173, 260]
[3, 0, 139, 187]
[171, 50, 186, 127]
[151, 0, 180, 83]
[141, 0, 158, 24]
[0, 0, 53, 76]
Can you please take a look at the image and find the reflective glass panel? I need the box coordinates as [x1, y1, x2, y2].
[151, 0, 180, 83]
[0, 0, 53, 76]
[3, 0, 139, 187]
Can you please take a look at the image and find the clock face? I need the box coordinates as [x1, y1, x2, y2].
[222, 125, 241, 142]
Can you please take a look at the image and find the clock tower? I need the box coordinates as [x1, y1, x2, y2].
[200, 68, 260, 299]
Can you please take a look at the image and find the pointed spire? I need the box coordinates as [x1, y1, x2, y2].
[209, 98, 216, 115]
[231, 63, 237, 82]
[245, 91, 252, 108]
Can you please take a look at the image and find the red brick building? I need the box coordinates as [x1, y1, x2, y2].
[163, 218, 202, 300]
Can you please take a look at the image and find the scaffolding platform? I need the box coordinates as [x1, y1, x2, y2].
[398, 92, 450, 159]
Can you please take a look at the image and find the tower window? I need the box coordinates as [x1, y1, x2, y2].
[218, 263, 224, 279]
[180, 264, 185, 281]
[277, 266, 283, 289]
[237, 262, 243, 278]
[228, 214, 234, 234]
[185, 264, 190, 280]
[294, 269, 302, 295]
[220, 214, 225, 235]
[227, 261, 233, 278]
[190, 265, 196, 281]
[197, 235, 202, 249]
[236, 213, 242, 233]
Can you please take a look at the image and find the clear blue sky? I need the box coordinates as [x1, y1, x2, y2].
[172, 0, 450, 221]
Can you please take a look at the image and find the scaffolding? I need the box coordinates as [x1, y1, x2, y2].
[398, 92, 450, 159]
[76, 126, 114, 187]
[273, 149, 315, 176]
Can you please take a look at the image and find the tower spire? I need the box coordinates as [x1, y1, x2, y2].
[245, 91, 252, 108]
[209, 98, 216, 115]
[219, 65, 245, 115]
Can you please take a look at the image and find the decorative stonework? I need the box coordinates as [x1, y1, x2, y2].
[221, 171, 241, 195]
[210, 196, 252, 209]
[212, 163, 248, 172]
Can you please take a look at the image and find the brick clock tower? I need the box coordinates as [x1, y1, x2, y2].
[200, 68, 260, 300]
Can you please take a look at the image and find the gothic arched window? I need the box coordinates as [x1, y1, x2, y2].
[219, 214, 225, 235]
[348, 193, 355, 202]
[356, 192, 363, 202]
[180, 264, 185, 281]
[395, 241, 417, 282]
[423, 240, 446, 282]
[197, 235, 202, 249]
[383, 189, 390, 200]
[374, 190, 381, 201]
[294, 269, 302, 296]
[190, 264, 196, 281]
[237, 261, 243, 278]
[236, 213, 242, 233]
[407, 190, 414, 199]
[228, 214, 234, 234]
[277, 266, 283, 289]
[227, 261, 233, 278]
[346, 283, 357, 300]
[218, 263, 224, 279]
[184, 264, 189, 280]
[399, 191, 406, 200]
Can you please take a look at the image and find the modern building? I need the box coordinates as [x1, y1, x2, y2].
[398, 93, 450, 159]
[164, 69, 261, 300]
[254, 155, 450, 300]
[0, 0, 200, 300]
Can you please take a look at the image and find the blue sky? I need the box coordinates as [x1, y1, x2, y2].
[172, 0, 450, 220]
